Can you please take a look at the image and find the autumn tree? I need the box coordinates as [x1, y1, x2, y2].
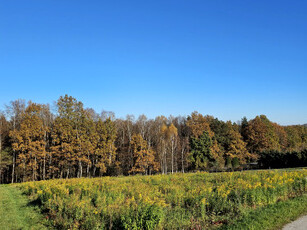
[171, 116, 189, 173]
[224, 121, 257, 166]
[186, 112, 213, 138]
[246, 115, 280, 153]
[285, 125, 307, 151]
[160, 123, 168, 174]
[168, 123, 178, 173]
[93, 117, 117, 176]
[272, 123, 288, 151]
[10, 102, 47, 181]
[160, 123, 178, 174]
[129, 134, 159, 175]
[1, 94, 307, 182]
[79, 108, 96, 177]
[136, 114, 147, 139]
[5, 99, 25, 183]
[152, 116, 168, 174]
[51, 95, 85, 178]
[187, 112, 224, 169]
[115, 115, 135, 175]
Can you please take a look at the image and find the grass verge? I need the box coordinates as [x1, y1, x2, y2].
[220, 194, 307, 230]
[0, 185, 47, 230]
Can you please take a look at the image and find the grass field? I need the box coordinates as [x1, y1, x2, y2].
[5, 168, 304, 229]
[0, 185, 46, 230]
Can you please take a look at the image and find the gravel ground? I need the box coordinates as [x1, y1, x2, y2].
[282, 215, 307, 230]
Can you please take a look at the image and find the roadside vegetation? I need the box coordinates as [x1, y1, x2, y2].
[221, 194, 307, 230]
[14, 168, 307, 229]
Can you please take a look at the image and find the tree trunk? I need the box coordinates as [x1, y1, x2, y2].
[80, 161, 83, 178]
[181, 147, 185, 173]
[43, 130, 47, 180]
[66, 168, 70, 179]
[11, 152, 15, 183]
[11, 117, 16, 183]
[93, 158, 97, 177]
[33, 156, 37, 181]
[171, 139, 174, 174]
[49, 154, 52, 179]
[43, 153, 46, 180]
[23, 160, 26, 182]
[164, 148, 167, 174]
[87, 161, 90, 178]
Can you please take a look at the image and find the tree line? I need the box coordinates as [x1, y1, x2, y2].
[0, 95, 306, 183]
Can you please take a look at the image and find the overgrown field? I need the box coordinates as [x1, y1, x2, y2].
[15, 169, 307, 229]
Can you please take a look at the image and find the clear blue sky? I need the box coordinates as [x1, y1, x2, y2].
[1, 1, 306, 125]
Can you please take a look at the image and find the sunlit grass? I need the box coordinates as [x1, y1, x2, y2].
[0, 185, 46, 230]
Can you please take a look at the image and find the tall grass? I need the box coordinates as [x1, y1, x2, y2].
[16, 169, 307, 229]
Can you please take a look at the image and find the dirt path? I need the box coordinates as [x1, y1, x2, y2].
[0, 185, 46, 230]
[282, 215, 307, 230]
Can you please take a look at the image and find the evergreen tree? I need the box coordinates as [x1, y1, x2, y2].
[189, 131, 213, 170]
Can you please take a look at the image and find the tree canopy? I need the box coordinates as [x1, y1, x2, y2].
[0, 95, 306, 183]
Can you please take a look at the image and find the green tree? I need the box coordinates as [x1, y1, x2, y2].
[285, 125, 307, 151]
[187, 113, 224, 169]
[189, 131, 213, 170]
[240, 116, 249, 142]
[0, 113, 11, 183]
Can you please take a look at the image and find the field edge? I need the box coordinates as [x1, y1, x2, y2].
[220, 194, 307, 230]
[0, 184, 47, 230]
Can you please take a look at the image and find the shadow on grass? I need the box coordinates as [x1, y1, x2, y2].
[26, 197, 50, 216]
[27, 198, 42, 207]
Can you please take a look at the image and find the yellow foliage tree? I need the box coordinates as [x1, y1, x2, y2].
[129, 134, 159, 175]
[225, 121, 257, 165]
[10, 102, 47, 181]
